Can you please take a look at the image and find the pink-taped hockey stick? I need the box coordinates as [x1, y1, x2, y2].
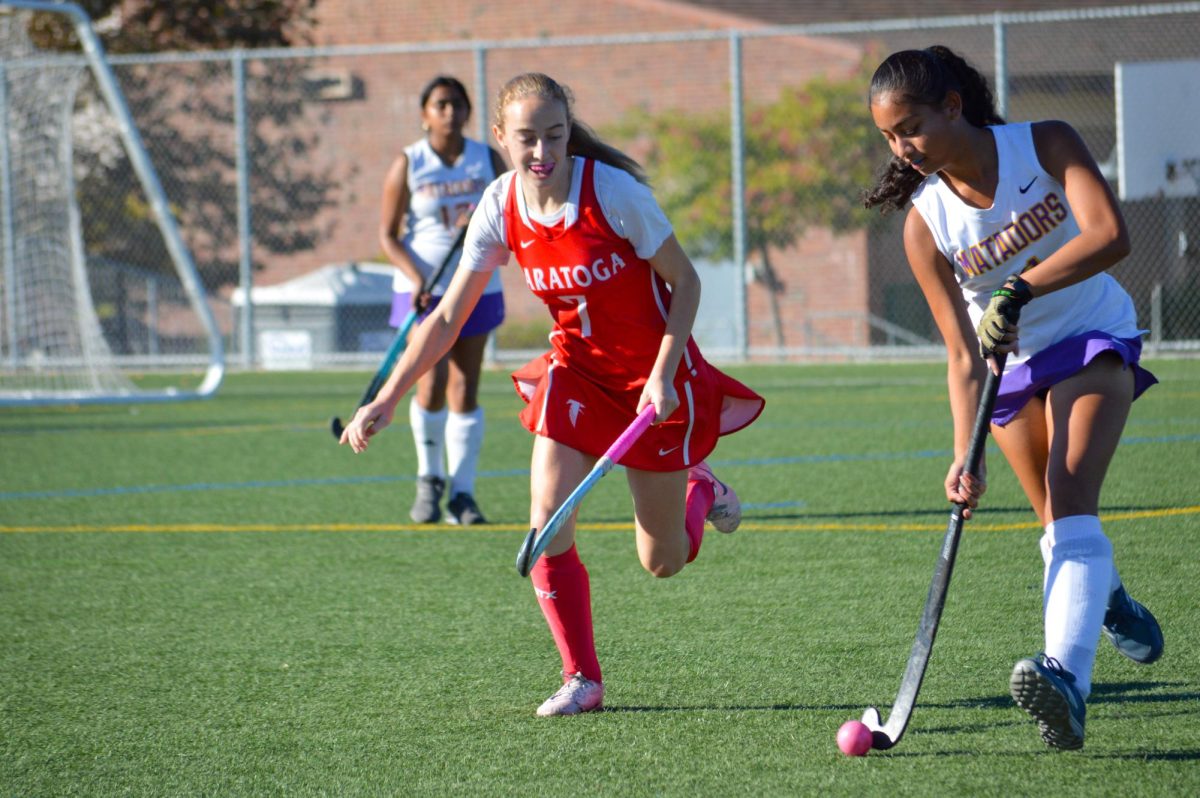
[515, 405, 657, 577]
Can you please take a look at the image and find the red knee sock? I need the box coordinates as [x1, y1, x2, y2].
[685, 476, 715, 563]
[530, 545, 601, 683]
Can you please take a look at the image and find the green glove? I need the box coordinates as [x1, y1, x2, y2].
[977, 276, 1033, 358]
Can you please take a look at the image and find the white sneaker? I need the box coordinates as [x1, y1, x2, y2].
[688, 461, 741, 534]
[536, 672, 604, 717]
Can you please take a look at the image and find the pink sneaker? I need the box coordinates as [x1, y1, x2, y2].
[536, 672, 604, 717]
[688, 461, 741, 534]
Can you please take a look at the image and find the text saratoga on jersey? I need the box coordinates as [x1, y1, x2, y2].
[521, 251, 630, 293]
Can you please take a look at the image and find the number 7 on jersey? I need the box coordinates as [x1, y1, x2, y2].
[560, 295, 592, 337]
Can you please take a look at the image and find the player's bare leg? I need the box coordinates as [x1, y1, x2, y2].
[529, 436, 593, 558]
[627, 467, 691, 578]
[990, 397, 1050, 526]
[445, 332, 488, 415]
[997, 353, 1159, 748]
[1043, 352, 1132, 520]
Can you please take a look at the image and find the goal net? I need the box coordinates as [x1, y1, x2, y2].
[0, 1, 223, 405]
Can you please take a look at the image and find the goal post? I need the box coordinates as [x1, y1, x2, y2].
[0, 0, 223, 406]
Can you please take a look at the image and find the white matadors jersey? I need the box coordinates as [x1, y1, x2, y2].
[397, 137, 501, 296]
[911, 122, 1140, 366]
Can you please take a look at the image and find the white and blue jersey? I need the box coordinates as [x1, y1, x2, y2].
[397, 137, 502, 297]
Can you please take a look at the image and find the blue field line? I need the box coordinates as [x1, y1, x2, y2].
[726, 449, 950, 467]
[0, 469, 530, 502]
[3, 432, 1197, 503]
[743, 500, 808, 510]
[1119, 433, 1200, 445]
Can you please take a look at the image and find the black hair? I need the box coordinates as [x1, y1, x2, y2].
[863, 46, 1005, 213]
[494, 72, 649, 185]
[419, 75, 471, 115]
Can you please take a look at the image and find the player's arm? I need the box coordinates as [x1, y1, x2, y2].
[1017, 120, 1131, 296]
[379, 153, 425, 292]
[903, 207, 988, 512]
[344, 195, 507, 453]
[643, 234, 701, 423]
[602, 165, 697, 424]
[342, 263, 491, 453]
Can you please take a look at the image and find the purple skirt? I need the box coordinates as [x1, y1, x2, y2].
[993, 331, 1158, 426]
[390, 291, 505, 339]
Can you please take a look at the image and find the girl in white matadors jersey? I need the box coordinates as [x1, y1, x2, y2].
[343, 72, 763, 717]
[865, 46, 1163, 752]
[380, 76, 507, 526]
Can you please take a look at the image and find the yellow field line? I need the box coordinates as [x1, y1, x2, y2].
[3, 505, 1197, 535]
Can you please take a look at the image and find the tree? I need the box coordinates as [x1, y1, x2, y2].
[28, 1, 341, 290]
[618, 62, 881, 345]
[30, 1, 318, 52]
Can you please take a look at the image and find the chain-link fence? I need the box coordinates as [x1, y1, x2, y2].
[7, 2, 1200, 372]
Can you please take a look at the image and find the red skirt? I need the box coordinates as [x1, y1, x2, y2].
[511, 351, 763, 472]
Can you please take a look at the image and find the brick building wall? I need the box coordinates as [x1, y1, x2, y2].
[261, 0, 870, 352]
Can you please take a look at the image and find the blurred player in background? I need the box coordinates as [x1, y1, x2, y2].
[345, 72, 764, 716]
[865, 45, 1163, 751]
[380, 76, 508, 525]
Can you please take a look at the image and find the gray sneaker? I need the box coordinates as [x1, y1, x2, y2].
[1102, 584, 1164, 664]
[536, 672, 604, 717]
[410, 475, 444, 523]
[446, 492, 487, 525]
[1009, 654, 1086, 751]
[687, 461, 741, 534]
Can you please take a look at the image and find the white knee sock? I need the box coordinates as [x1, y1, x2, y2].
[446, 407, 484, 496]
[1040, 515, 1113, 699]
[409, 398, 447, 478]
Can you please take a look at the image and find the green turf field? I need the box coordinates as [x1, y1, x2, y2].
[2, 360, 1198, 796]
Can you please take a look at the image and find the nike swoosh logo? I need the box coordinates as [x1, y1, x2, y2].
[658, 446, 680, 456]
[520, 239, 535, 248]
[1019, 177, 1037, 194]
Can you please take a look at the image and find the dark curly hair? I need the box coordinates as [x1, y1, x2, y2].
[862, 46, 1005, 213]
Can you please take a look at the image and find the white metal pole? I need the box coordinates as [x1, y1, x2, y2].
[993, 12, 1008, 119]
[0, 62, 17, 368]
[233, 50, 254, 369]
[474, 45, 498, 367]
[729, 31, 748, 361]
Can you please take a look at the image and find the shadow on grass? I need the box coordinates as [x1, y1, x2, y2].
[1104, 749, 1200, 761]
[1090, 680, 1200, 704]
[854, 747, 1200, 760]
[604, 682, 1200, 760]
[905, 682, 1200, 759]
[599, 683, 1198, 714]
[601, 702, 872, 714]
[935, 681, 1198, 710]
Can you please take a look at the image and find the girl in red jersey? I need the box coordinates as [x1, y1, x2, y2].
[341, 72, 763, 716]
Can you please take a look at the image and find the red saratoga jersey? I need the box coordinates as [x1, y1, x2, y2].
[472, 157, 763, 471]
[505, 158, 680, 391]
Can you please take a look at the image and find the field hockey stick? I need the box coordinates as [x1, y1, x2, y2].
[861, 355, 1006, 751]
[330, 226, 468, 439]
[515, 405, 657, 577]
